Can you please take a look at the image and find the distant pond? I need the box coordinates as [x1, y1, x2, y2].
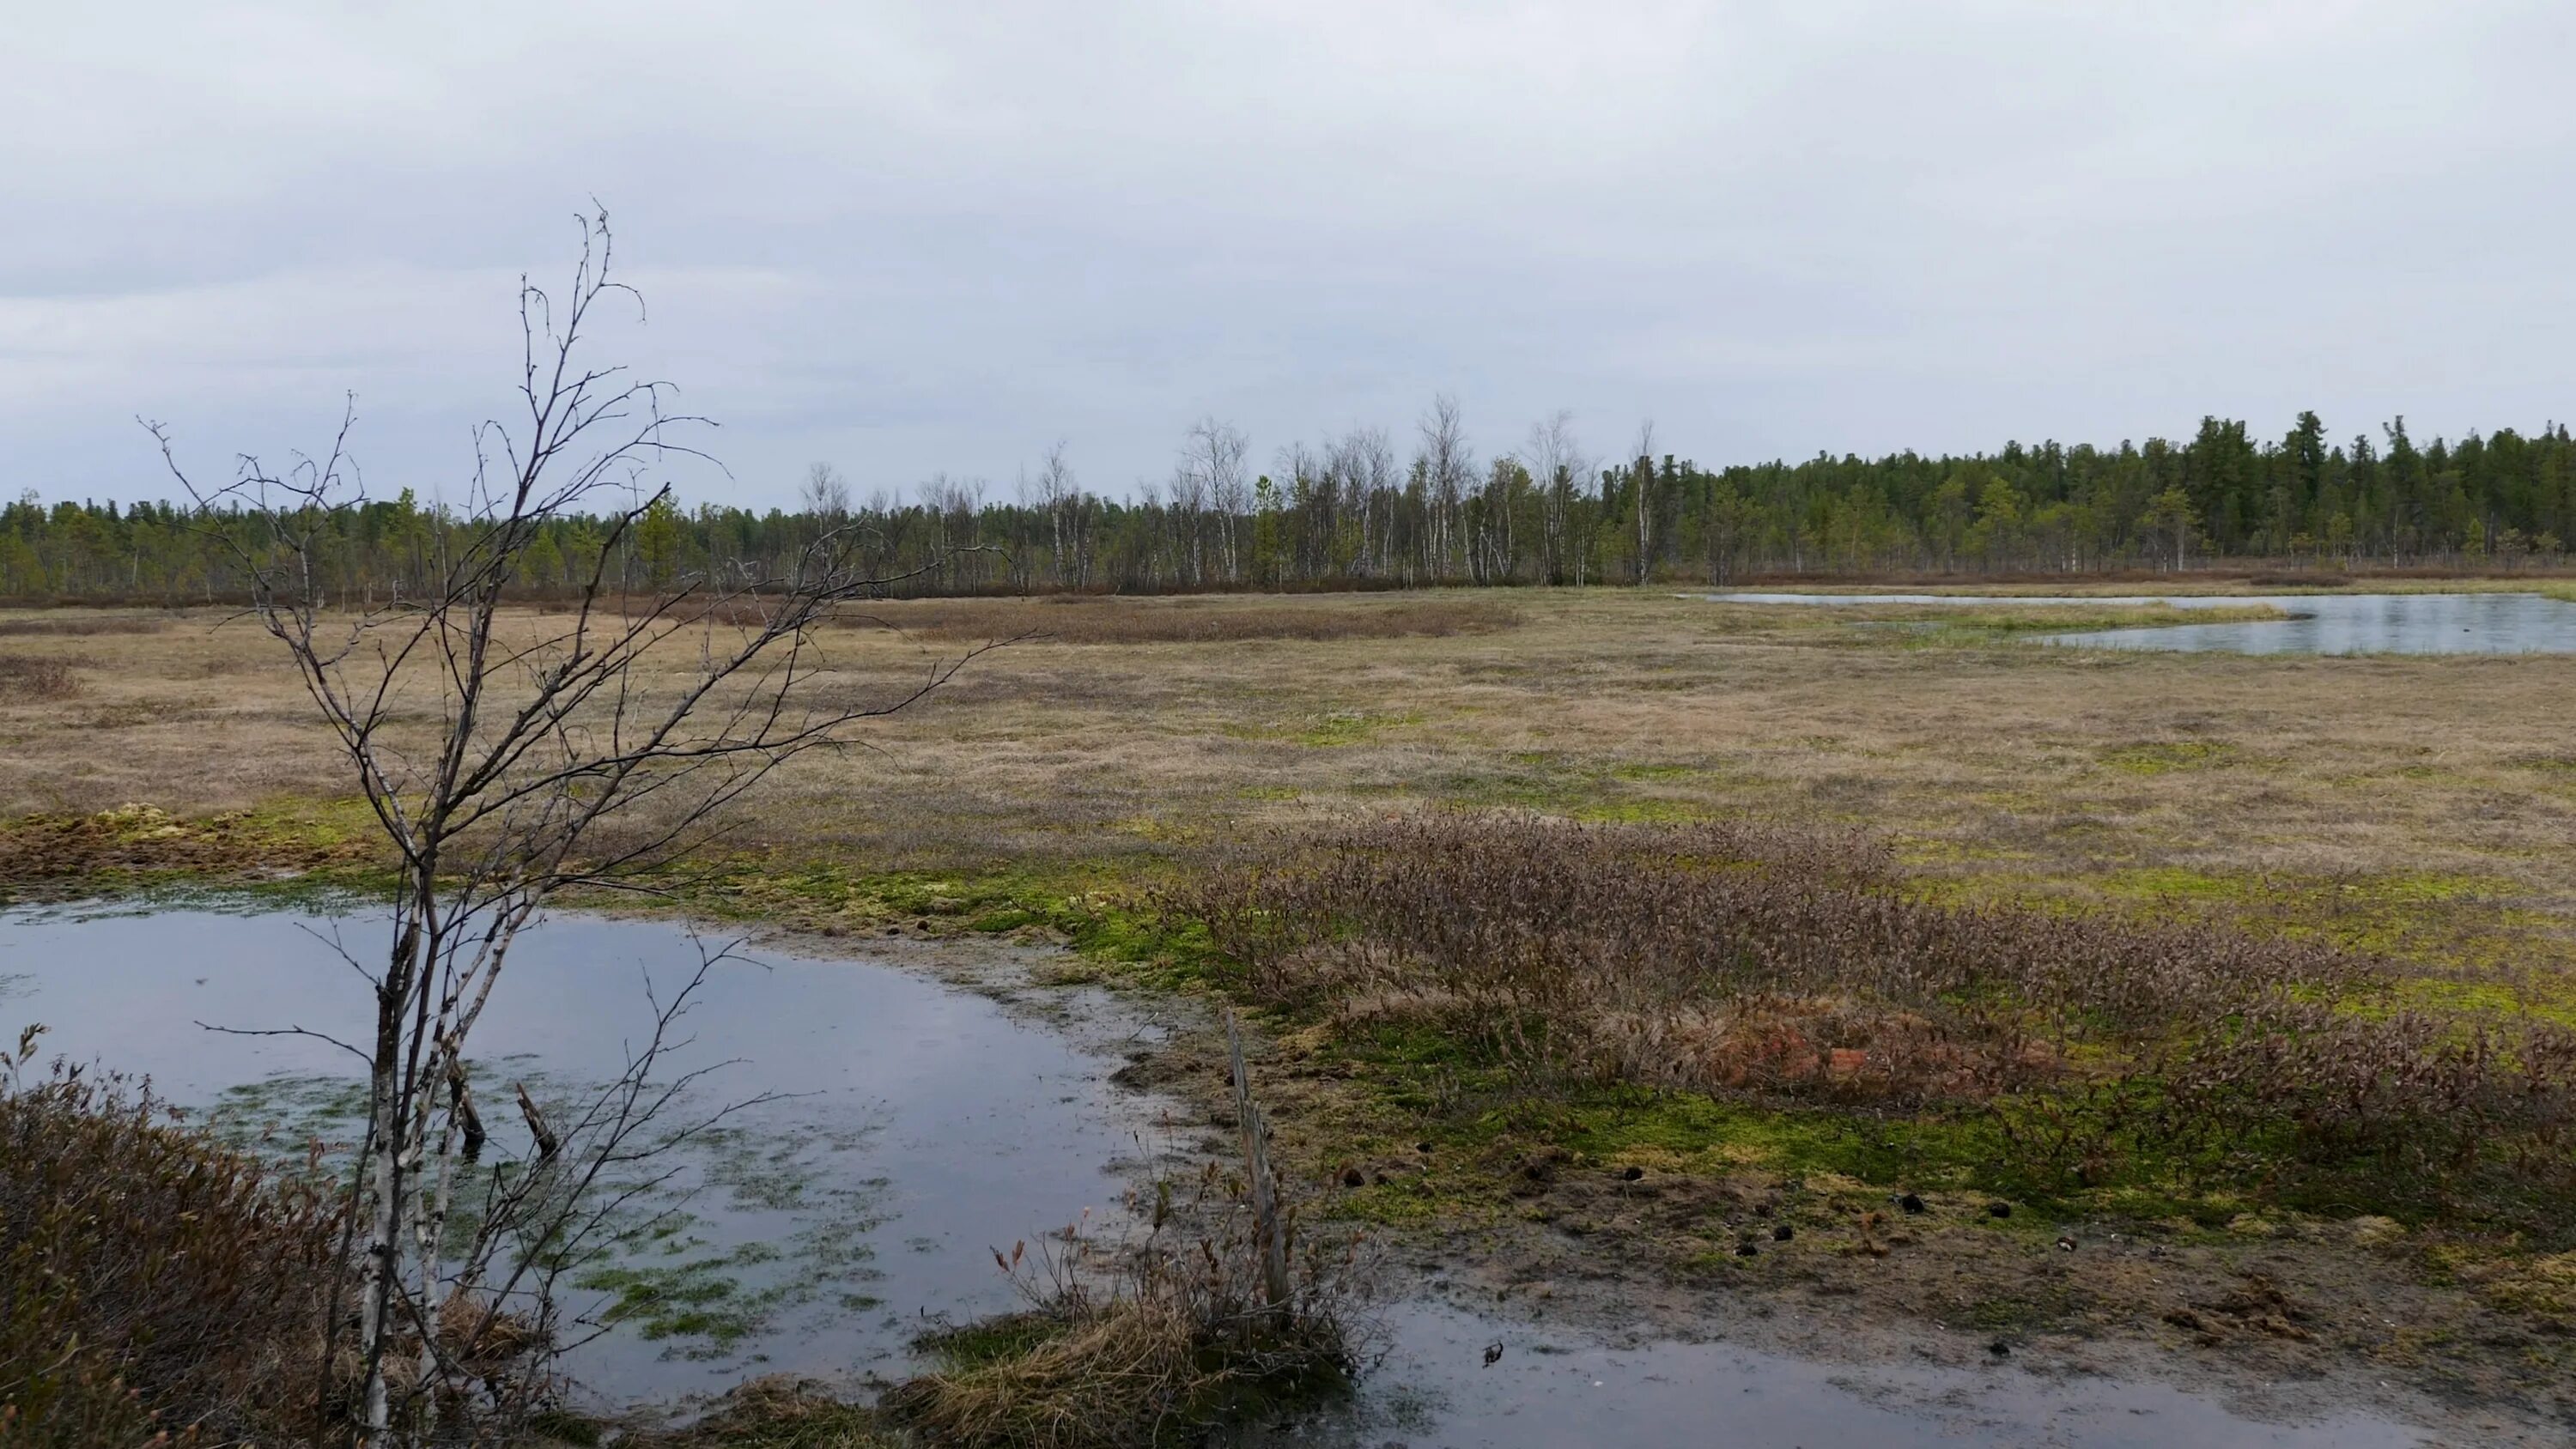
[1703, 591, 2576, 655]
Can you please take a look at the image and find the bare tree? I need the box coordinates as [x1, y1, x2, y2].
[1629, 418, 1658, 585]
[1181, 417, 1249, 584]
[799, 460, 852, 523]
[1326, 426, 1397, 579]
[146, 211, 991, 1447]
[1418, 396, 1474, 579]
[1525, 410, 1590, 586]
[1028, 440, 1084, 588]
[920, 473, 989, 590]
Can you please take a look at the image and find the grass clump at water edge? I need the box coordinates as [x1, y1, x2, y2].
[882, 1161, 1368, 1449]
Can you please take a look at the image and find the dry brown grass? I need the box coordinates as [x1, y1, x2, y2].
[0, 615, 169, 639]
[884, 1161, 1361, 1449]
[0, 654, 79, 700]
[3, 590, 2575, 997]
[837, 592, 1519, 645]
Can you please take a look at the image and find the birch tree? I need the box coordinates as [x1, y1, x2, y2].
[148, 211, 988, 1446]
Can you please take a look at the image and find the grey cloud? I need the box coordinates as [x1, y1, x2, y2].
[5, 1, 2571, 509]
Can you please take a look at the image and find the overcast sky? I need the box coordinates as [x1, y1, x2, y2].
[8, 2, 2572, 511]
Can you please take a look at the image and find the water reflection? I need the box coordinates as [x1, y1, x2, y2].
[1703, 591, 2576, 654]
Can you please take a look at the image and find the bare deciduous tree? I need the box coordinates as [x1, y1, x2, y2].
[1181, 417, 1249, 584]
[799, 461, 852, 524]
[1417, 396, 1474, 580]
[1525, 410, 1590, 586]
[147, 210, 989, 1447]
[1629, 418, 1658, 585]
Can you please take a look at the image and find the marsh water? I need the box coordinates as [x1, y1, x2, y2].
[0, 905, 2422, 1446]
[1704, 590, 2576, 654]
[0, 905, 1168, 1402]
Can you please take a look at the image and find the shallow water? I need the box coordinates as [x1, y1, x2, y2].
[0, 905, 2427, 1444]
[0, 905, 1163, 1402]
[1242, 1301, 2419, 1448]
[1702, 590, 2576, 654]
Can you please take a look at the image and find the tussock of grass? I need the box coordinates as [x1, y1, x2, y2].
[884, 1165, 1364, 1449]
[627, 1377, 896, 1448]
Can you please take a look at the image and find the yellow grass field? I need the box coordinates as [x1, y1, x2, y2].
[6, 590, 2573, 999]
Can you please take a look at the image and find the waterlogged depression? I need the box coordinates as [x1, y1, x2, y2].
[1704, 590, 2576, 654]
[0, 905, 2427, 1446]
[0, 905, 1168, 1402]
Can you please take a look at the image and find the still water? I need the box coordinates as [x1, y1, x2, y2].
[0, 906, 1163, 1402]
[0, 905, 2424, 1445]
[1704, 591, 2576, 654]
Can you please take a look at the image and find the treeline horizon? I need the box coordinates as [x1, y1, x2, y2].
[8, 408, 2575, 603]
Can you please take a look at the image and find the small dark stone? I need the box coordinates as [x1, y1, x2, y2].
[1417, 1142, 1435, 1155]
[1986, 1201, 2012, 1219]
[1771, 1222, 1795, 1242]
[914, 918, 932, 930]
[1898, 1192, 1927, 1215]
[1734, 1240, 1760, 1258]
[1340, 1167, 1366, 1189]
[1987, 1338, 2011, 1357]
[884, 926, 902, 937]
[1620, 1166, 1645, 1181]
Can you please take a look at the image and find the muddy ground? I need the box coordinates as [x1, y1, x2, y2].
[759, 922, 2576, 1448]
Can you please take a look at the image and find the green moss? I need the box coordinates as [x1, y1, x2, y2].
[1607, 761, 1706, 782]
[1225, 708, 1426, 748]
[2098, 740, 2237, 775]
[2097, 865, 2257, 900]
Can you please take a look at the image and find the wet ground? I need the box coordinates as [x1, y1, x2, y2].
[1243, 1300, 2418, 1448]
[0, 902, 2444, 1445]
[1700, 590, 2576, 654]
[0, 903, 1176, 1401]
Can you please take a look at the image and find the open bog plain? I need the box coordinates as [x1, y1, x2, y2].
[6, 586, 2576, 1442]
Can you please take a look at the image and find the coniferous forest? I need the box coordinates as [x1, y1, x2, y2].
[9, 409, 2574, 602]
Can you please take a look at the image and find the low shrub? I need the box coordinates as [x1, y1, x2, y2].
[0, 1028, 345, 1447]
[0, 617, 167, 639]
[1172, 813, 2576, 1223]
[0, 656, 77, 700]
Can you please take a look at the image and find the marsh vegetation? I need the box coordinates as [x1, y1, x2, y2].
[9, 579, 2576, 1439]
[7, 227, 2576, 1443]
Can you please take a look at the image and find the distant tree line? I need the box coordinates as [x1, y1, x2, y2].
[9, 407, 2575, 601]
